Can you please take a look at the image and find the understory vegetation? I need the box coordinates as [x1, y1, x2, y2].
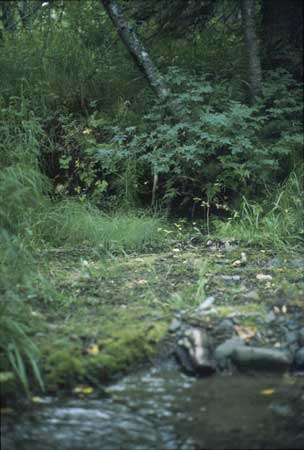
[0, 0, 303, 399]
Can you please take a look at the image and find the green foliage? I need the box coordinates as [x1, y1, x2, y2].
[89, 68, 302, 214]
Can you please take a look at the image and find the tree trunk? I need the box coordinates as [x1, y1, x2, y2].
[100, 0, 172, 107]
[240, 0, 262, 101]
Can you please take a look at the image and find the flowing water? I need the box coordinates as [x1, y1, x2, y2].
[2, 369, 304, 450]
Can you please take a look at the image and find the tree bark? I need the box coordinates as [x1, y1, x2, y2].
[100, 0, 172, 106]
[240, 0, 262, 102]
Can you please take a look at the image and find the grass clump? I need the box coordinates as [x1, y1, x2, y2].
[214, 171, 304, 248]
[0, 232, 45, 398]
[33, 201, 165, 253]
[0, 303, 44, 397]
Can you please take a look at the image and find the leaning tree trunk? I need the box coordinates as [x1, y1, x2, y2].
[240, 0, 262, 102]
[100, 0, 172, 107]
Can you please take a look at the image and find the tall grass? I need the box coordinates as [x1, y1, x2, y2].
[215, 170, 304, 247]
[0, 103, 166, 396]
[0, 302, 44, 396]
[32, 201, 164, 253]
[0, 231, 45, 396]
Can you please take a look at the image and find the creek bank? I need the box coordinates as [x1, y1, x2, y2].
[2, 239, 303, 398]
[34, 240, 304, 389]
[171, 312, 304, 376]
[171, 320, 302, 376]
[167, 240, 304, 376]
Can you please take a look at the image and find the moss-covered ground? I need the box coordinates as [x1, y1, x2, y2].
[9, 238, 303, 395]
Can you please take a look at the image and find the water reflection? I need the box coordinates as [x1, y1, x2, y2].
[2, 369, 304, 450]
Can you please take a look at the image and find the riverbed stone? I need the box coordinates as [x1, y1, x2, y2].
[169, 318, 182, 333]
[214, 337, 245, 369]
[220, 275, 241, 281]
[214, 319, 235, 335]
[285, 331, 298, 346]
[196, 296, 215, 312]
[176, 327, 215, 376]
[298, 328, 304, 346]
[231, 346, 292, 370]
[265, 311, 276, 323]
[294, 348, 304, 369]
[269, 403, 293, 418]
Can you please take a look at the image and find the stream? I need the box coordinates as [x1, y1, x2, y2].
[2, 368, 304, 450]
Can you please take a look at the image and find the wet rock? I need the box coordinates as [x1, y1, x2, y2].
[176, 327, 215, 376]
[231, 347, 292, 370]
[196, 296, 215, 312]
[298, 328, 304, 346]
[220, 275, 241, 281]
[277, 316, 286, 325]
[214, 337, 245, 369]
[284, 331, 298, 346]
[294, 348, 304, 369]
[269, 403, 293, 418]
[265, 311, 276, 323]
[285, 320, 298, 331]
[214, 319, 235, 335]
[287, 343, 299, 357]
[169, 318, 182, 333]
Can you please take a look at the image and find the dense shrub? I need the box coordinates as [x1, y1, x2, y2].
[61, 68, 301, 215]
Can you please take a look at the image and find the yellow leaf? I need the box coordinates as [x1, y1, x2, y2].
[74, 385, 94, 395]
[234, 325, 256, 341]
[82, 387, 93, 394]
[32, 396, 44, 403]
[260, 389, 275, 396]
[87, 344, 99, 355]
[232, 259, 242, 266]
